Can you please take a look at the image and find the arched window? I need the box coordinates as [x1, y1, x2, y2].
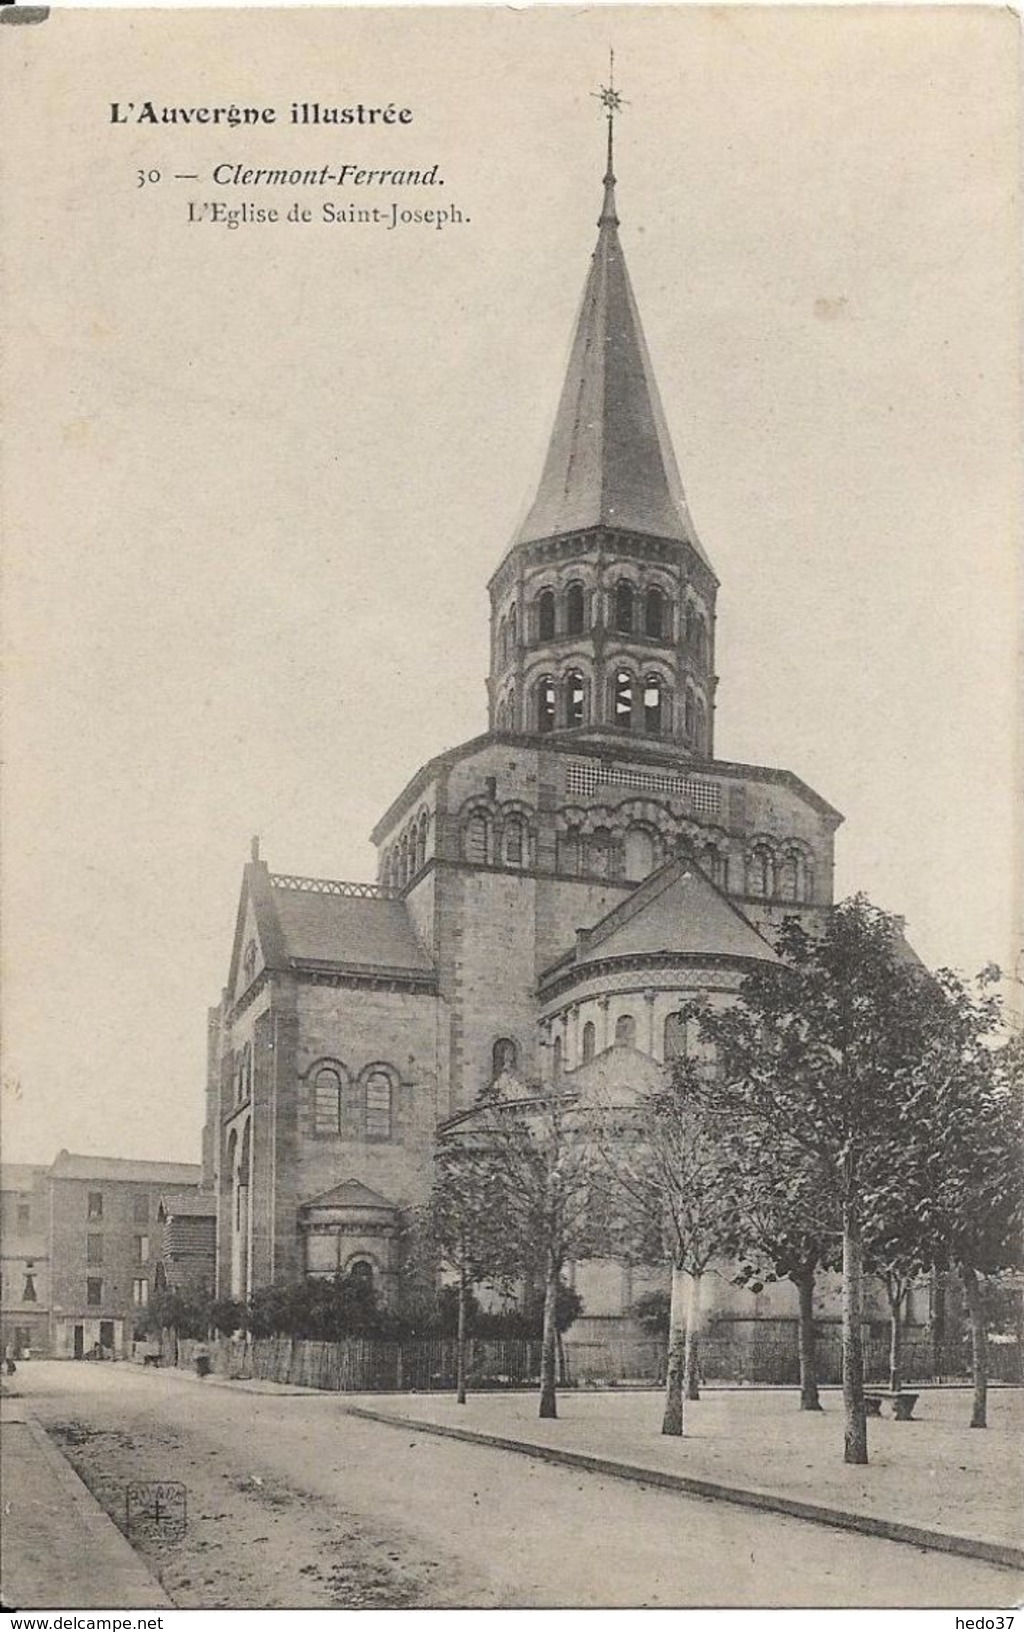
[701, 844, 720, 885]
[464, 811, 489, 865]
[566, 582, 585, 635]
[645, 586, 665, 639]
[615, 580, 634, 633]
[748, 846, 774, 899]
[615, 1013, 637, 1047]
[684, 689, 696, 741]
[506, 686, 516, 731]
[504, 815, 526, 867]
[695, 697, 707, 754]
[499, 616, 508, 666]
[624, 827, 656, 881]
[314, 1066, 343, 1137]
[644, 676, 664, 735]
[565, 670, 585, 728]
[664, 1012, 687, 1060]
[614, 670, 634, 731]
[802, 859, 815, 904]
[364, 1070, 393, 1140]
[582, 1021, 596, 1064]
[348, 1259, 375, 1292]
[780, 850, 799, 902]
[400, 832, 410, 883]
[508, 604, 517, 648]
[684, 603, 696, 649]
[492, 1037, 518, 1077]
[415, 816, 427, 873]
[553, 1034, 563, 1078]
[537, 676, 557, 733]
[538, 588, 556, 641]
[697, 616, 710, 667]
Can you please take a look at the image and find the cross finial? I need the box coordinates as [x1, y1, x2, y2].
[592, 49, 625, 228]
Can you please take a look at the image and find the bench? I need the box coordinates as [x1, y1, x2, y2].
[864, 1390, 919, 1421]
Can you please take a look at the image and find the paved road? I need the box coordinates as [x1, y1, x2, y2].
[12, 1363, 1020, 1608]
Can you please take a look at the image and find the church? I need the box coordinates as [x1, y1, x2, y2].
[204, 107, 846, 1326]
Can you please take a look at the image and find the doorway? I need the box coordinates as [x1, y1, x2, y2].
[73, 1324, 85, 1359]
[99, 1320, 115, 1354]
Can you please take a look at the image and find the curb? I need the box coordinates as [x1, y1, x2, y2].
[2, 1413, 173, 1608]
[344, 1405, 1024, 1575]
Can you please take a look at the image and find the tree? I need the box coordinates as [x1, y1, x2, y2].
[717, 1126, 839, 1411]
[593, 1074, 741, 1435]
[692, 898, 942, 1464]
[892, 989, 1024, 1426]
[437, 1083, 598, 1418]
[427, 1143, 520, 1404]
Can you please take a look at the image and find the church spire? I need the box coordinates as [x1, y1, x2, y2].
[515, 73, 711, 571]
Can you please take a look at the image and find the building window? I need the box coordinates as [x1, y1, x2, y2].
[664, 1011, 687, 1060]
[132, 1278, 149, 1308]
[684, 689, 696, 740]
[614, 670, 633, 731]
[645, 587, 665, 638]
[748, 846, 774, 899]
[695, 696, 707, 754]
[504, 816, 526, 867]
[498, 616, 508, 665]
[643, 676, 664, 735]
[364, 1071, 393, 1141]
[565, 670, 585, 728]
[538, 588, 556, 641]
[537, 677, 557, 733]
[508, 604, 517, 648]
[464, 811, 491, 865]
[87, 1192, 103, 1221]
[780, 851, 799, 902]
[243, 939, 257, 985]
[615, 1014, 637, 1047]
[314, 1067, 344, 1137]
[87, 1233, 103, 1266]
[553, 1034, 563, 1077]
[348, 1260, 375, 1293]
[566, 582, 585, 635]
[492, 1038, 518, 1077]
[16, 1202, 30, 1229]
[582, 1021, 596, 1064]
[134, 1235, 150, 1263]
[614, 580, 634, 633]
[87, 1277, 103, 1306]
[587, 827, 613, 878]
[133, 1194, 149, 1224]
[416, 815, 428, 873]
[22, 1271, 37, 1303]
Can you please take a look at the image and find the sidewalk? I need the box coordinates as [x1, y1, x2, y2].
[0, 1396, 172, 1608]
[344, 1385, 1024, 1573]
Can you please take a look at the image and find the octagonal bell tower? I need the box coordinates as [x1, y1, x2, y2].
[488, 105, 719, 760]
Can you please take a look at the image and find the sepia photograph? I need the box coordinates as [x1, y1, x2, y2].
[1, 3, 1021, 1615]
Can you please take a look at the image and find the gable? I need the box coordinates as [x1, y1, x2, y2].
[575, 858, 779, 970]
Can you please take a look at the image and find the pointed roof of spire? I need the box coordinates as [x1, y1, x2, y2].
[516, 120, 712, 570]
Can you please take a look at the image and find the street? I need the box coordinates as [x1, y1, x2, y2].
[9, 1362, 1021, 1608]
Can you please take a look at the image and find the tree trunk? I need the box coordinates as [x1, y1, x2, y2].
[794, 1263, 822, 1410]
[456, 1262, 468, 1406]
[962, 1264, 988, 1429]
[683, 1270, 702, 1401]
[538, 1254, 559, 1419]
[887, 1280, 903, 1395]
[842, 1203, 868, 1464]
[661, 1262, 687, 1436]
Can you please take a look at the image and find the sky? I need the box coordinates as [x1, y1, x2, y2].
[1, 5, 1020, 1166]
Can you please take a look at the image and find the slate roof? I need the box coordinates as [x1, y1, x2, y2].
[270, 885, 433, 975]
[49, 1152, 202, 1186]
[0, 1163, 47, 1192]
[542, 856, 779, 988]
[158, 1191, 217, 1218]
[301, 1179, 396, 1212]
[515, 161, 712, 570]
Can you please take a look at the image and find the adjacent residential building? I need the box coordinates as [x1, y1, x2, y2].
[47, 1151, 201, 1358]
[155, 1191, 217, 1295]
[0, 1164, 49, 1358]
